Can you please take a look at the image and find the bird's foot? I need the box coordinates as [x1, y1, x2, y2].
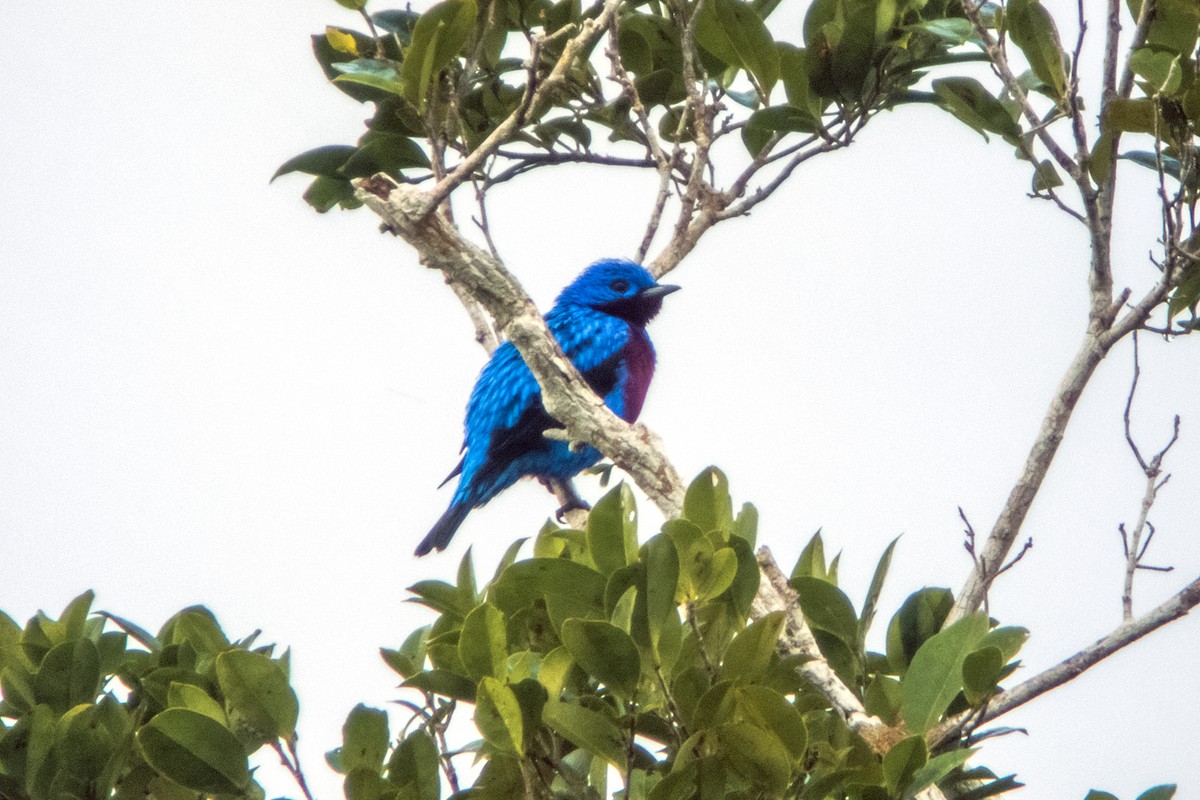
[555, 498, 591, 523]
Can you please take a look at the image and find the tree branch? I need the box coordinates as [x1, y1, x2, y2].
[930, 575, 1200, 748]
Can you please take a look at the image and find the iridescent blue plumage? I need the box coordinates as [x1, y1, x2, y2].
[416, 259, 679, 555]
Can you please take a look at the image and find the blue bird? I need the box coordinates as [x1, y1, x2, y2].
[416, 259, 679, 555]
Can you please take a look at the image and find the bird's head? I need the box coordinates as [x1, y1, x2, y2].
[556, 259, 680, 326]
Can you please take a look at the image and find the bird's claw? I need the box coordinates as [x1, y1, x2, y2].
[555, 499, 591, 523]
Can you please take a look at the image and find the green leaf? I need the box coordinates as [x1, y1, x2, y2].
[1083, 792, 1120, 800]
[721, 611, 784, 683]
[1136, 786, 1177, 800]
[400, 0, 479, 111]
[742, 105, 819, 156]
[980, 626, 1029, 661]
[303, 176, 360, 213]
[136, 708, 250, 794]
[932, 77, 1021, 139]
[543, 700, 626, 769]
[683, 467, 735, 535]
[778, 44, 822, 119]
[560, 619, 641, 698]
[859, 535, 899, 649]
[725, 535, 761, 617]
[341, 704, 390, 772]
[1033, 159, 1063, 191]
[734, 685, 807, 758]
[1130, 47, 1183, 95]
[696, 0, 780, 100]
[339, 133, 431, 179]
[906, 18, 977, 45]
[962, 646, 1004, 706]
[333, 59, 407, 96]
[386, 731, 441, 800]
[167, 681, 227, 724]
[475, 677, 524, 755]
[901, 613, 989, 733]
[792, 576, 858, 649]
[696, 547, 738, 600]
[733, 503, 758, 548]
[588, 483, 639, 575]
[886, 587, 954, 674]
[34, 638, 100, 713]
[637, 534, 680, 658]
[215, 649, 299, 741]
[715, 722, 791, 792]
[402, 669, 475, 701]
[906, 748, 976, 797]
[492, 559, 606, 615]
[459, 603, 507, 682]
[791, 529, 828, 583]
[1130, 0, 1200, 56]
[1006, 0, 1068, 101]
[883, 734, 927, 796]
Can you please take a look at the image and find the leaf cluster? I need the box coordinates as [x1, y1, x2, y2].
[347, 468, 1033, 800]
[0, 592, 299, 800]
[277, 0, 996, 211]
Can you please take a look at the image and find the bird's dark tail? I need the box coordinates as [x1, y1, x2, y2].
[416, 502, 473, 556]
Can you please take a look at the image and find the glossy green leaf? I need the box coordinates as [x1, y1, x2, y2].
[980, 626, 1029, 662]
[588, 483, 638, 575]
[733, 502, 758, 547]
[560, 619, 640, 698]
[1006, 0, 1068, 101]
[886, 587, 954, 674]
[1033, 159, 1063, 191]
[402, 669, 475, 701]
[742, 105, 819, 156]
[901, 613, 989, 733]
[400, 0, 479, 111]
[167, 681, 227, 724]
[1136, 787, 1177, 800]
[715, 722, 791, 792]
[683, 467, 735, 535]
[136, 708, 250, 793]
[475, 677, 524, 755]
[725, 535, 761, 617]
[34, 638, 99, 713]
[638, 534, 680, 657]
[696, 0, 780, 99]
[792, 576, 858, 648]
[1130, 0, 1200, 56]
[341, 703, 390, 772]
[303, 175, 360, 213]
[386, 731, 440, 800]
[859, 535, 899, 648]
[883, 734, 927, 796]
[459, 603, 507, 682]
[215, 649, 298, 740]
[962, 646, 1004, 706]
[339, 133, 431, 179]
[1130, 48, 1183, 95]
[734, 685, 807, 758]
[791, 529, 829, 583]
[1084, 792, 1120, 800]
[696, 547, 738, 600]
[721, 611, 784, 683]
[906, 748, 977, 796]
[543, 699, 626, 769]
[493, 558, 606, 614]
[906, 18, 976, 45]
[333, 59, 407, 96]
[933, 77, 1021, 139]
[864, 675, 902, 725]
[778, 44, 821, 118]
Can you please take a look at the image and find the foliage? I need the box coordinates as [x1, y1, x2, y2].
[0, 592, 299, 800]
[340, 468, 1033, 799]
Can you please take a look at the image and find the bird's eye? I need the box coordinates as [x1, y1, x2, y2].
[610, 279, 630, 293]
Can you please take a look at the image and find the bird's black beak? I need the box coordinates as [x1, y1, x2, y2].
[640, 283, 681, 300]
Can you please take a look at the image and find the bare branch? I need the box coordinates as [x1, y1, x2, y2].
[931, 575, 1200, 748]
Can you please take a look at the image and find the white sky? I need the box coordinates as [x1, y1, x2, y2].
[2, 1, 1198, 798]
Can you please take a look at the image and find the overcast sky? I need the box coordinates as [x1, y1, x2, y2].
[2, 1, 1198, 797]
